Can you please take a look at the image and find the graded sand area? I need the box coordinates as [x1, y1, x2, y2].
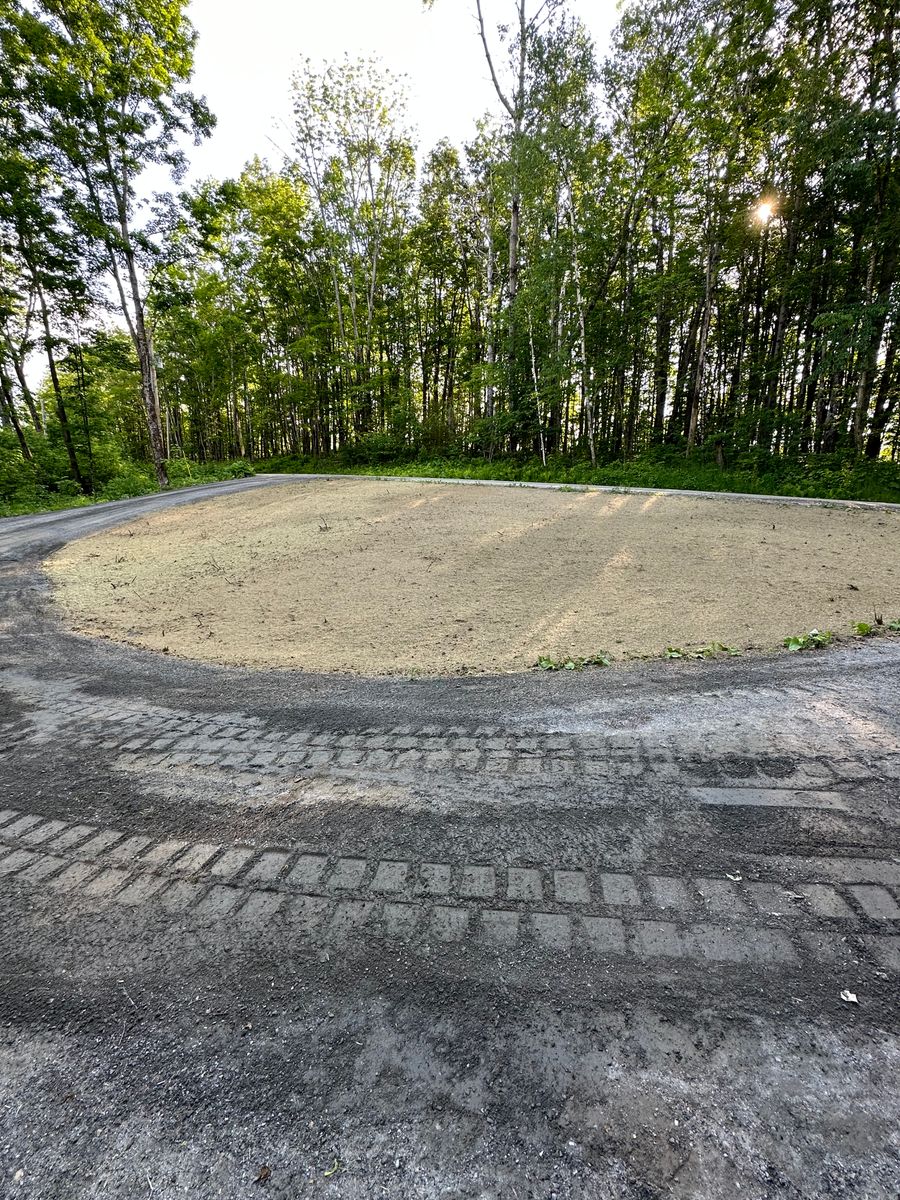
[45, 477, 900, 674]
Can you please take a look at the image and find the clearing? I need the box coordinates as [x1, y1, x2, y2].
[45, 476, 899, 674]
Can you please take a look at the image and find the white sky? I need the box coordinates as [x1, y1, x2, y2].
[184, 0, 621, 183]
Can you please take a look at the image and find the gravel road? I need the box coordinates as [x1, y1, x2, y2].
[1, 477, 898, 1199]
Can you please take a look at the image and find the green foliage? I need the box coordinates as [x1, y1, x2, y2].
[851, 621, 874, 636]
[664, 643, 738, 659]
[696, 643, 740, 658]
[888, 619, 900, 632]
[783, 630, 834, 652]
[536, 652, 611, 671]
[339, 434, 417, 467]
[0, 448, 256, 517]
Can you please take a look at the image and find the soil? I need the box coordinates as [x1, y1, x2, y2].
[45, 476, 900, 674]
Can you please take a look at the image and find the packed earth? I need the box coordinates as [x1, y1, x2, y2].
[45, 477, 900, 674]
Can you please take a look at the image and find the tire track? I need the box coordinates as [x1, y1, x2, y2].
[1, 809, 897, 975]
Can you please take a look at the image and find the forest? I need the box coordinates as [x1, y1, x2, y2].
[1, 0, 900, 513]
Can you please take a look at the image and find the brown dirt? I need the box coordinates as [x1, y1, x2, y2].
[44, 478, 900, 675]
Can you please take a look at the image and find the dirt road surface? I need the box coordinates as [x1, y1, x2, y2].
[1, 477, 899, 1199]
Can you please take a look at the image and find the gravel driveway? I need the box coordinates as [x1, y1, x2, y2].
[1, 478, 899, 1199]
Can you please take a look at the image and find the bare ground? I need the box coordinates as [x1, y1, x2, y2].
[44, 477, 900, 674]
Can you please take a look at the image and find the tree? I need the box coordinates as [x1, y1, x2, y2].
[291, 57, 415, 442]
[3, 0, 214, 488]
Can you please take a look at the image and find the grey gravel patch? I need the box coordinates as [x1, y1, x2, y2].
[601, 873, 641, 906]
[285, 854, 327, 889]
[794, 884, 855, 919]
[692, 786, 849, 811]
[849, 885, 900, 920]
[327, 858, 367, 890]
[481, 909, 520, 946]
[459, 864, 496, 900]
[18, 819, 67, 847]
[242, 850, 290, 885]
[45, 824, 96, 852]
[371, 860, 410, 894]
[508, 867, 543, 902]
[554, 870, 590, 904]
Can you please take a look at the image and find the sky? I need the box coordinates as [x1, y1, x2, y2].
[183, 0, 621, 184]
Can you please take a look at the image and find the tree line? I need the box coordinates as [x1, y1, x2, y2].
[1, 0, 899, 506]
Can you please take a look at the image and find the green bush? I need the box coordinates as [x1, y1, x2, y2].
[221, 459, 256, 478]
[338, 433, 416, 466]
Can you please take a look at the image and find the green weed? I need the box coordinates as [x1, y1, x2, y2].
[783, 629, 834, 652]
[536, 652, 611, 671]
[665, 643, 739, 660]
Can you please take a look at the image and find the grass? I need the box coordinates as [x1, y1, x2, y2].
[0, 459, 255, 518]
[261, 449, 900, 505]
[4, 446, 900, 518]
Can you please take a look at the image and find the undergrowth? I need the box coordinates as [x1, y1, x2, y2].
[0, 458, 255, 518]
[262, 449, 900, 505]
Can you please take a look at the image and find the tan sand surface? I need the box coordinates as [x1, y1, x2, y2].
[45, 478, 900, 674]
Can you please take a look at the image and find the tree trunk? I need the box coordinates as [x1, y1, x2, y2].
[0, 369, 34, 462]
[686, 240, 719, 453]
[651, 206, 672, 440]
[33, 280, 90, 493]
[2, 333, 43, 432]
[865, 319, 898, 458]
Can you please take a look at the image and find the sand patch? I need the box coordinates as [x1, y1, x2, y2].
[44, 478, 900, 674]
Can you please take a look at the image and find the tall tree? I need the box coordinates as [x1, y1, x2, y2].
[3, 0, 213, 487]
